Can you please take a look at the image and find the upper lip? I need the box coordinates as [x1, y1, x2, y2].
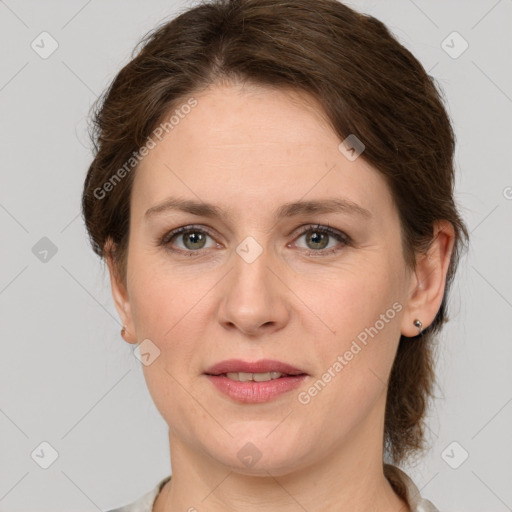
[204, 359, 307, 376]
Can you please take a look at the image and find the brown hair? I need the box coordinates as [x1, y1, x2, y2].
[82, 0, 469, 482]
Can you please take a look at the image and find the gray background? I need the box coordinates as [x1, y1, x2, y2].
[1, 0, 511, 510]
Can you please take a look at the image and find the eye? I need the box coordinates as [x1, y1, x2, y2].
[159, 225, 217, 255]
[292, 224, 350, 256]
[158, 223, 350, 257]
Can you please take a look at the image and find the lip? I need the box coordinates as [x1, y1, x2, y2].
[204, 359, 308, 404]
[205, 374, 307, 403]
[204, 358, 307, 376]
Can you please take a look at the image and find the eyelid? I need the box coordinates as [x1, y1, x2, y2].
[290, 224, 350, 252]
[159, 224, 219, 248]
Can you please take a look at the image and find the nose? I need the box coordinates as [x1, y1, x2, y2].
[216, 241, 291, 337]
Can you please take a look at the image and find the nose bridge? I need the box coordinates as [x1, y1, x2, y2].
[231, 234, 277, 300]
[218, 233, 290, 333]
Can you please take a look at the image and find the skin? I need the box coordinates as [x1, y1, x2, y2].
[106, 82, 455, 512]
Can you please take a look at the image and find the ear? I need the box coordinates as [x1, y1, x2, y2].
[104, 239, 137, 344]
[401, 220, 456, 337]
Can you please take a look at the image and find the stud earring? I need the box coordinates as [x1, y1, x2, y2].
[121, 325, 128, 340]
[413, 319, 423, 335]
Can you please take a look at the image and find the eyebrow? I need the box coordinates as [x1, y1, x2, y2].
[145, 197, 372, 221]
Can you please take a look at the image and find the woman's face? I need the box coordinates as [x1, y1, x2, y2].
[114, 82, 417, 475]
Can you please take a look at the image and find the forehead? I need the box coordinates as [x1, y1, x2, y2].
[133, 83, 394, 222]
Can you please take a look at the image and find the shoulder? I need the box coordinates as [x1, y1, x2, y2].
[384, 464, 440, 512]
[105, 475, 171, 512]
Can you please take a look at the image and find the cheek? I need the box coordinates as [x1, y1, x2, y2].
[127, 248, 208, 336]
[297, 292, 402, 445]
[127, 269, 211, 426]
[297, 264, 403, 397]
[126, 257, 220, 383]
[297, 259, 402, 341]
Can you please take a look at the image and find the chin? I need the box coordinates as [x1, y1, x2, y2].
[209, 434, 310, 477]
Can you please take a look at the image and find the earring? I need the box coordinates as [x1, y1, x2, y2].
[413, 319, 423, 335]
[121, 325, 128, 340]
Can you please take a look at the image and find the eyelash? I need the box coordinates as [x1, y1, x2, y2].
[158, 224, 351, 258]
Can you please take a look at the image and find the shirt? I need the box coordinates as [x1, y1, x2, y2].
[106, 464, 439, 512]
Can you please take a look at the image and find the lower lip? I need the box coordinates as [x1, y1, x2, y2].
[205, 374, 307, 403]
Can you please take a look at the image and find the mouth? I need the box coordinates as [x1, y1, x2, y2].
[203, 359, 308, 403]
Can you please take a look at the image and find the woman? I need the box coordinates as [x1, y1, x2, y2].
[82, 0, 469, 510]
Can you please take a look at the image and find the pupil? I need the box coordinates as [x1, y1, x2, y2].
[185, 232, 205, 249]
[308, 231, 328, 250]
